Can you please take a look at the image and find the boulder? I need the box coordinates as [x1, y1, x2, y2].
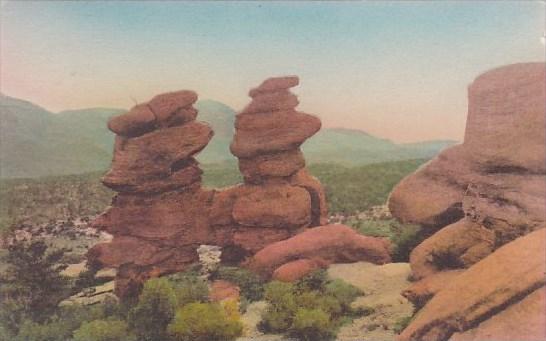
[107, 104, 157, 137]
[231, 111, 321, 158]
[232, 184, 312, 228]
[241, 90, 299, 114]
[247, 224, 392, 277]
[464, 62, 546, 173]
[409, 220, 495, 280]
[398, 228, 546, 341]
[249, 76, 299, 97]
[238, 149, 305, 184]
[272, 258, 328, 282]
[102, 122, 213, 190]
[148, 90, 198, 121]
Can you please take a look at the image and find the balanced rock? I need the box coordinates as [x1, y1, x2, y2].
[247, 224, 392, 279]
[249, 75, 299, 97]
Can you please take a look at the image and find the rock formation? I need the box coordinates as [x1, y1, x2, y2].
[89, 76, 391, 298]
[389, 62, 546, 340]
[389, 62, 546, 279]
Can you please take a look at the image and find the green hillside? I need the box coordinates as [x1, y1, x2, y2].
[0, 94, 456, 178]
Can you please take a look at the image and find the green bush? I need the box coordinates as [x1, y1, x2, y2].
[260, 272, 364, 339]
[168, 302, 243, 341]
[167, 271, 209, 307]
[73, 319, 135, 341]
[212, 266, 265, 302]
[393, 315, 413, 334]
[290, 308, 334, 341]
[128, 278, 178, 341]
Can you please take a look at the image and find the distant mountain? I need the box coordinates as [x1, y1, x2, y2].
[0, 95, 457, 178]
[303, 128, 457, 165]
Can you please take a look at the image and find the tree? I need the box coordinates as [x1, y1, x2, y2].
[128, 278, 177, 341]
[0, 240, 70, 335]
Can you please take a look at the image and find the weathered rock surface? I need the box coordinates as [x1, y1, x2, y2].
[408, 220, 495, 280]
[449, 287, 546, 341]
[398, 228, 546, 341]
[231, 111, 321, 158]
[248, 75, 299, 97]
[389, 63, 546, 282]
[89, 79, 331, 298]
[247, 224, 392, 279]
[238, 149, 305, 184]
[402, 270, 464, 309]
[272, 258, 328, 282]
[232, 184, 311, 228]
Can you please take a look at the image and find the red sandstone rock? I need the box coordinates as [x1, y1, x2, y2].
[398, 228, 546, 341]
[464, 62, 546, 173]
[231, 227, 295, 253]
[148, 90, 198, 121]
[107, 104, 157, 137]
[92, 188, 213, 244]
[450, 286, 546, 341]
[290, 169, 329, 226]
[102, 122, 213, 190]
[272, 258, 329, 282]
[247, 224, 392, 277]
[241, 90, 299, 115]
[232, 184, 311, 229]
[402, 270, 464, 309]
[209, 185, 253, 227]
[159, 107, 198, 128]
[249, 76, 299, 97]
[388, 145, 468, 229]
[409, 220, 495, 280]
[231, 111, 321, 158]
[209, 280, 241, 302]
[238, 149, 305, 184]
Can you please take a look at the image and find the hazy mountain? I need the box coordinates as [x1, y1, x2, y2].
[0, 95, 457, 178]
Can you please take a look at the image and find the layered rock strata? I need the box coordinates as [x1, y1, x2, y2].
[89, 77, 389, 297]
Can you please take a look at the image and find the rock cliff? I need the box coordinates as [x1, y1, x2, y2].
[389, 62, 546, 340]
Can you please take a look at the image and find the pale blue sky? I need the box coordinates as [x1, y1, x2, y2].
[1, 1, 544, 142]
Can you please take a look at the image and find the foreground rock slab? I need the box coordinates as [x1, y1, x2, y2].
[398, 228, 546, 341]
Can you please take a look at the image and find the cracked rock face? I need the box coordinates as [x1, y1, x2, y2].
[389, 62, 546, 277]
[390, 63, 546, 340]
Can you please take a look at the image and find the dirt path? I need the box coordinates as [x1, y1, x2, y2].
[328, 262, 413, 341]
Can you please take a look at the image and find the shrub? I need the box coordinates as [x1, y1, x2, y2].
[390, 223, 426, 262]
[324, 279, 362, 312]
[128, 278, 177, 341]
[261, 273, 364, 339]
[167, 272, 209, 307]
[393, 315, 413, 334]
[167, 302, 243, 341]
[73, 319, 135, 341]
[290, 308, 334, 341]
[212, 266, 265, 302]
[12, 300, 122, 341]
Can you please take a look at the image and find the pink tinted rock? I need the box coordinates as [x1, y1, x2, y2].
[249, 76, 299, 97]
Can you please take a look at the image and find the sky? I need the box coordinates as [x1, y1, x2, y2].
[1, 1, 544, 143]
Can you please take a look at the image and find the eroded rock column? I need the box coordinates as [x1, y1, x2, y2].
[89, 91, 215, 298]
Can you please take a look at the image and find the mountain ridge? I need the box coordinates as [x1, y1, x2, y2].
[0, 95, 457, 178]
